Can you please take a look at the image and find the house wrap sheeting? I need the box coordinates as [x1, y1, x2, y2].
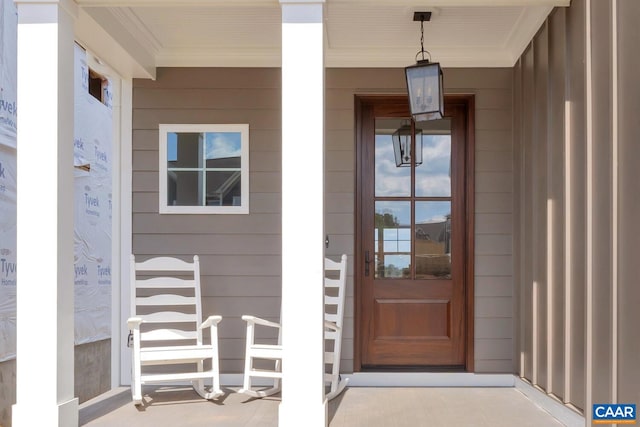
[0, 0, 17, 362]
[0, 16, 112, 360]
[73, 43, 112, 345]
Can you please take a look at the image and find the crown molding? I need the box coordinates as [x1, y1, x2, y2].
[76, 0, 274, 6]
[326, 47, 516, 68]
[156, 47, 282, 68]
[154, 45, 519, 68]
[504, 5, 553, 65]
[76, 0, 568, 5]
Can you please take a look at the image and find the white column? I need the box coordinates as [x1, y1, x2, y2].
[278, 1, 326, 426]
[12, 1, 78, 426]
[118, 78, 133, 387]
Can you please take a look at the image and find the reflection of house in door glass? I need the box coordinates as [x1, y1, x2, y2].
[374, 202, 411, 278]
[415, 201, 452, 279]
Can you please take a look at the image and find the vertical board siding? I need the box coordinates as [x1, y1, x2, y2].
[617, 0, 640, 411]
[548, 7, 567, 399]
[513, 0, 640, 417]
[133, 67, 514, 376]
[533, 23, 549, 390]
[512, 58, 523, 375]
[590, 0, 614, 410]
[521, 45, 535, 381]
[566, 0, 587, 410]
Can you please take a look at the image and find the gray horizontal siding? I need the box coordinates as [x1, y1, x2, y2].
[132, 66, 514, 377]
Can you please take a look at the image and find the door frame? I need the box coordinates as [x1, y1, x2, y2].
[354, 94, 476, 372]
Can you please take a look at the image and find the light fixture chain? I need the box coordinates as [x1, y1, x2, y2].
[420, 19, 425, 61]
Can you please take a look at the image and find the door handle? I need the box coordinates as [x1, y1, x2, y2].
[365, 250, 371, 276]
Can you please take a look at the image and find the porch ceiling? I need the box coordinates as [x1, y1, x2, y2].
[74, 0, 569, 78]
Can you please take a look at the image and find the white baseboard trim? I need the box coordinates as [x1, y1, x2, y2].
[220, 372, 516, 388]
[514, 377, 585, 427]
[342, 372, 516, 387]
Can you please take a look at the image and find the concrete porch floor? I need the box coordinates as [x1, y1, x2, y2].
[79, 385, 569, 427]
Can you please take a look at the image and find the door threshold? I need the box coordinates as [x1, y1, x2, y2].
[360, 365, 465, 373]
[344, 372, 515, 387]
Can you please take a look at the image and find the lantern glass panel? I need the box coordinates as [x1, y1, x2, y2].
[406, 62, 444, 121]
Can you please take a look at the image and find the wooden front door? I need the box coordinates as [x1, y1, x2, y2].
[355, 95, 474, 369]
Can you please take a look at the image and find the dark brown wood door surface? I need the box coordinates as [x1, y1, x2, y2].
[356, 96, 471, 369]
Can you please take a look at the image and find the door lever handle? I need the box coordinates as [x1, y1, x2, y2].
[365, 250, 371, 276]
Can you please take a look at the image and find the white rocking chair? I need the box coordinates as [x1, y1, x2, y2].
[239, 254, 348, 400]
[127, 255, 223, 405]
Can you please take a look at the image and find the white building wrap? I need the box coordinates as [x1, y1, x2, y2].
[73, 43, 112, 345]
[0, 0, 17, 362]
[0, 7, 113, 362]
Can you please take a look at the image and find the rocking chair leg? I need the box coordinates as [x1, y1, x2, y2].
[325, 377, 348, 401]
[192, 380, 223, 400]
[240, 385, 281, 398]
[131, 377, 142, 405]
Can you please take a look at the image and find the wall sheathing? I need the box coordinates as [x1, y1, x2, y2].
[513, 0, 640, 421]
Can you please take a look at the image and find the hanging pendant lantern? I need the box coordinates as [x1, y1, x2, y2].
[405, 12, 444, 122]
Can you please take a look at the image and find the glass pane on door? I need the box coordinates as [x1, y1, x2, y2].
[415, 201, 452, 279]
[374, 201, 411, 278]
[375, 118, 411, 197]
[415, 119, 452, 197]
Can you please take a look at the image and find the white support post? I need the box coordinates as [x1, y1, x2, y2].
[278, 1, 326, 426]
[12, 1, 78, 426]
[119, 77, 133, 386]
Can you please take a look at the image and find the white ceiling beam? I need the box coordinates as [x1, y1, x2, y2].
[329, 0, 570, 5]
[75, 0, 570, 6]
[156, 48, 282, 68]
[75, 8, 155, 78]
[76, 0, 276, 6]
[79, 7, 156, 79]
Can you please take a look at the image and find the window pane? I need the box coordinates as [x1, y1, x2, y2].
[205, 132, 241, 168]
[375, 118, 411, 197]
[167, 171, 202, 206]
[206, 171, 241, 206]
[167, 132, 202, 168]
[160, 124, 249, 214]
[415, 201, 452, 279]
[375, 201, 411, 278]
[415, 119, 452, 197]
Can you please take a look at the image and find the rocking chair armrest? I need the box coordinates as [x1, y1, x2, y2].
[127, 317, 143, 329]
[241, 315, 281, 329]
[324, 321, 341, 332]
[200, 315, 222, 329]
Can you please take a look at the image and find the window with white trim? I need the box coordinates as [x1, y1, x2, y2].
[159, 124, 249, 214]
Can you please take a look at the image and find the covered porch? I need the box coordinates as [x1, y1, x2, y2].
[6, 0, 639, 426]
